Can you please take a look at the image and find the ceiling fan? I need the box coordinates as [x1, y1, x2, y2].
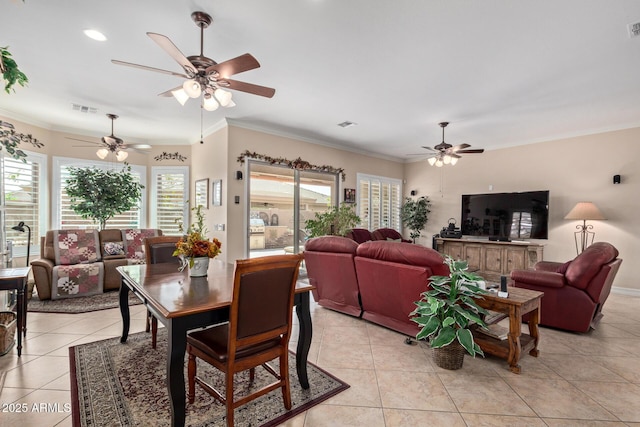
[67, 114, 151, 161]
[111, 11, 275, 111]
[420, 122, 484, 167]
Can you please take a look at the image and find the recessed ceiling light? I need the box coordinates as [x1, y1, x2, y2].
[337, 121, 357, 128]
[84, 29, 107, 41]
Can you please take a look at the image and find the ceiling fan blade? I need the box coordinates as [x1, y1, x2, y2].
[450, 143, 471, 151]
[205, 53, 260, 78]
[224, 79, 276, 98]
[147, 32, 195, 73]
[420, 146, 437, 152]
[111, 59, 189, 78]
[158, 85, 184, 97]
[457, 149, 485, 154]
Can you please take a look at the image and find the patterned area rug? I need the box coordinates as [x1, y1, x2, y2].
[28, 291, 142, 313]
[69, 330, 349, 427]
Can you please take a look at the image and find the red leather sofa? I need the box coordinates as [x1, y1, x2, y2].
[355, 241, 450, 335]
[304, 236, 362, 317]
[511, 242, 622, 333]
[304, 236, 449, 336]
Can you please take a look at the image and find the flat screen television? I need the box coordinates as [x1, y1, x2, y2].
[461, 190, 549, 240]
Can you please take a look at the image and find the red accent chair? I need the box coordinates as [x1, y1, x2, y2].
[371, 228, 412, 243]
[304, 236, 361, 317]
[355, 241, 450, 336]
[511, 242, 622, 333]
[344, 228, 374, 244]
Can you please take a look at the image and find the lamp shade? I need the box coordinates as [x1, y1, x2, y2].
[183, 79, 202, 98]
[116, 150, 129, 161]
[202, 95, 219, 111]
[564, 202, 606, 220]
[427, 157, 437, 166]
[171, 88, 189, 106]
[214, 88, 233, 107]
[96, 148, 109, 159]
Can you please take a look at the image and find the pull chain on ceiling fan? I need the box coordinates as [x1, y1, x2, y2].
[112, 11, 275, 111]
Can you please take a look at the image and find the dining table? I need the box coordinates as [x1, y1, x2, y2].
[117, 259, 315, 427]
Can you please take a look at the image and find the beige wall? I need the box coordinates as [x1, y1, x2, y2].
[404, 127, 640, 293]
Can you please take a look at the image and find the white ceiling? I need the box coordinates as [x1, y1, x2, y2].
[2, 0, 640, 162]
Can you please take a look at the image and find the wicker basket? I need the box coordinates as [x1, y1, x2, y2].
[432, 340, 465, 370]
[0, 311, 17, 356]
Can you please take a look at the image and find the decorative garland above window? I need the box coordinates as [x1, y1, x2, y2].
[154, 151, 188, 162]
[237, 150, 345, 181]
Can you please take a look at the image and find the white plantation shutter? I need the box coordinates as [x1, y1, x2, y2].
[150, 166, 189, 235]
[53, 157, 146, 230]
[357, 174, 402, 231]
[3, 151, 46, 255]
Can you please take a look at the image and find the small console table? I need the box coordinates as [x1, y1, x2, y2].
[0, 267, 31, 356]
[473, 286, 543, 374]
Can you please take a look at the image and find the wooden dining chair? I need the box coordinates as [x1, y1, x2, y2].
[143, 235, 181, 349]
[187, 253, 304, 426]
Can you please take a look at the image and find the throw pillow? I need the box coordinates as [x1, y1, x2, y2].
[103, 241, 125, 256]
[386, 237, 402, 242]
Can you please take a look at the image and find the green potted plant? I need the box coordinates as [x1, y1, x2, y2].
[411, 256, 488, 369]
[1, 46, 28, 94]
[305, 203, 361, 238]
[65, 164, 145, 230]
[400, 196, 431, 243]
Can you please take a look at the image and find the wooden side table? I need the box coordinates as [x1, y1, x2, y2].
[0, 267, 31, 356]
[473, 286, 544, 374]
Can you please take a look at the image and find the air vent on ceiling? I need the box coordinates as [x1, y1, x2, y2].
[71, 103, 98, 114]
[337, 121, 357, 128]
[628, 21, 640, 38]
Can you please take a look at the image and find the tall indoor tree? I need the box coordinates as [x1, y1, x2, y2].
[65, 164, 144, 230]
[400, 196, 431, 243]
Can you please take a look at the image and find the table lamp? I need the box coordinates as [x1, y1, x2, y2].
[564, 202, 606, 254]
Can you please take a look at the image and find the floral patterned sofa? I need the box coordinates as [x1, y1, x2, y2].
[31, 228, 162, 300]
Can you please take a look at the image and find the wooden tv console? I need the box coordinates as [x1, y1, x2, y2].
[434, 237, 544, 281]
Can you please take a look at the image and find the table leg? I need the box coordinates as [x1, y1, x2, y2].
[528, 305, 541, 357]
[167, 319, 187, 427]
[16, 285, 24, 356]
[295, 291, 312, 389]
[507, 306, 522, 374]
[22, 277, 28, 337]
[119, 281, 130, 343]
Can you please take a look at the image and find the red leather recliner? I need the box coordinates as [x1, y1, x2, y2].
[511, 242, 622, 333]
[355, 241, 449, 336]
[304, 236, 362, 317]
[371, 228, 412, 243]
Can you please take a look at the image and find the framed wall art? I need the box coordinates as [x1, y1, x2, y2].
[195, 178, 209, 208]
[212, 179, 222, 206]
[344, 188, 356, 203]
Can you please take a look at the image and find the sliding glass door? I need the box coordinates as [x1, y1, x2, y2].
[247, 161, 338, 258]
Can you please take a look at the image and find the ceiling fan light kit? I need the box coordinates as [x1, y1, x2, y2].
[112, 10, 275, 112]
[422, 122, 483, 167]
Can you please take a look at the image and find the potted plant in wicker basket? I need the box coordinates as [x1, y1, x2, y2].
[410, 256, 488, 369]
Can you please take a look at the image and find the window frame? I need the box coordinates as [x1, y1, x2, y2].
[2, 150, 47, 258]
[52, 156, 147, 230]
[150, 165, 189, 234]
[356, 173, 403, 231]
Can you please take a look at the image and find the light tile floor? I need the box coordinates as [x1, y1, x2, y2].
[1, 293, 640, 426]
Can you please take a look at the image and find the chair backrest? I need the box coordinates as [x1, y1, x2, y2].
[230, 254, 304, 348]
[565, 242, 619, 290]
[144, 235, 181, 264]
[372, 228, 405, 242]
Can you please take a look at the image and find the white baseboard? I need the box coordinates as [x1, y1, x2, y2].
[611, 286, 640, 297]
